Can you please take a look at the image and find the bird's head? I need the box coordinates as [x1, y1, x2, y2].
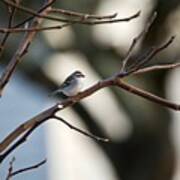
[72, 71, 85, 78]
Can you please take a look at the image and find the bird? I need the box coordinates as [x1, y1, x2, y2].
[49, 70, 85, 97]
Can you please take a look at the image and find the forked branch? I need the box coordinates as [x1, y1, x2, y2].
[0, 0, 140, 96]
[0, 10, 179, 171]
[3, 0, 140, 25]
[54, 116, 109, 142]
[6, 158, 46, 180]
[0, 0, 55, 96]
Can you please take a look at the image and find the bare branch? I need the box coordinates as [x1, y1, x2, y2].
[14, 0, 56, 28]
[0, 58, 180, 162]
[3, 0, 140, 25]
[54, 116, 109, 142]
[50, 8, 118, 20]
[6, 157, 15, 180]
[0, 11, 120, 34]
[121, 12, 157, 71]
[0, 80, 112, 161]
[9, 159, 46, 178]
[0, 102, 109, 163]
[0, 0, 18, 58]
[0, 105, 57, 155]
[0, 0, 55, 96]
[0, 79, 114, 161]
[0, 1, 140, 96]
[0, 23, 71, 33]
[0, 123, 45, 163]
[115, 79, 180, 110]
[0, 10, 179, 166]
[128, 36, 175, 73]
[133, 62, 180, 74]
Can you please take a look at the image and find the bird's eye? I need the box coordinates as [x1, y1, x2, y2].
[74, 71, 85, 77]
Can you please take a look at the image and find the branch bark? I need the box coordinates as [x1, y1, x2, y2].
[0, 0, 55, 96]
[0, 8, 179, 170]
[3, 0, 140, 25]
[0, 61, 179, 162]
[6, 158, 46, 180]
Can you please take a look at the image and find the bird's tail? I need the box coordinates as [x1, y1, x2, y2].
[48, 89, 61, 97]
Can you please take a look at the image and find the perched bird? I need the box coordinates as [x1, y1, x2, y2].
[49, 70, 85, 97]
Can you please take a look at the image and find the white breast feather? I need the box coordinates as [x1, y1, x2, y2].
[62, 77, 84, 96]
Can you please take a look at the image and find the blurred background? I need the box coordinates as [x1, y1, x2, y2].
[0, 0, 180, 180]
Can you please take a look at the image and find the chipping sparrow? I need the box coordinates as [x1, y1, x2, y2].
[49, 70, 85, 97]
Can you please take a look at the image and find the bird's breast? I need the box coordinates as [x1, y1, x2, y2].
[62, 78, 84, 96]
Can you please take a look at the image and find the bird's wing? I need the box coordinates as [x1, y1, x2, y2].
[49, 75, 74, 97]
[60, 75, 73, 88]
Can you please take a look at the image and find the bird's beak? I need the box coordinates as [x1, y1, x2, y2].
[80, 73, 85, 78]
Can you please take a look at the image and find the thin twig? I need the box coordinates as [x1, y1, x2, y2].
[121, 12, 157, 71]
[0, 123, 44, 163]
[0, 12, 119, 34]
[127, 47, 154, 71]
[0, 80, 113, 161]
[0, 105, 57, 158]
[0, 23, 72, 33]
[0, 1, 139, 96]
[0, 0, 55, 96]
[0, 10, 179, 166]
[128, 36, 175, 73]
[14, 0, 56, 28]
[6, 157, 15, 180]
[0, 0, 18, 58]
[133, 62, 180, 74]
[0, 60, 180, 162]
[54, 116, 109, 142]
[50, 8, 117, 20]
[115, 79, 180, 110]
[3, 0, 140, 25]
[10, 159, 46, 178]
